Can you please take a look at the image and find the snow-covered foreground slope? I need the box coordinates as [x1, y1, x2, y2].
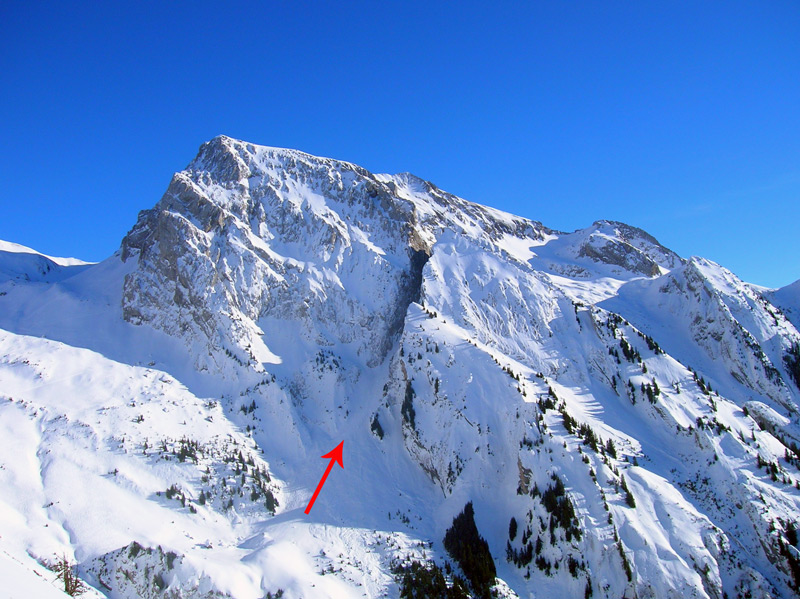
[1, 136, 799, 599]
[0, 330, 437, 599]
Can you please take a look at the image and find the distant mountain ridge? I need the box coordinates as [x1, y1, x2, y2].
[1, 135, 799, 599]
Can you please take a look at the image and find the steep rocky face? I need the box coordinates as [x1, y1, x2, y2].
[2, 137, 800, 599]
[120, 136, 432, 374]
[575, 221, 678, 277]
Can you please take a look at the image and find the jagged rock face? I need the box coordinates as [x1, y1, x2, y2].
[589, 220, 682, 272]
[577, 232, 664, 277]
[2, 137, 800, 599]
[120, 137, 431, 372]
[118, 136, 562, 376]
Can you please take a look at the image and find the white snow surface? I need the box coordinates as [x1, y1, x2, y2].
[1, 135, 799, 599]
[0, 239, 93, 266]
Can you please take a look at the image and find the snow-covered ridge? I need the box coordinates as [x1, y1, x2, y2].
[0, 239, 93, 285]
[1, 136, 799, 598]
[0, 239, 93, 267]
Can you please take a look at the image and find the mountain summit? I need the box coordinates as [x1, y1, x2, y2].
[1, 137, 799, 598]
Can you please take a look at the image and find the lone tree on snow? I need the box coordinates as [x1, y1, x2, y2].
[53, 554, 87, 596]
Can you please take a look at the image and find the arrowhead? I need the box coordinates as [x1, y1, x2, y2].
[321, 441, 344, 469]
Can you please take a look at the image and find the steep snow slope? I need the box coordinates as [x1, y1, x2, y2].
[1, 136, 799, 599]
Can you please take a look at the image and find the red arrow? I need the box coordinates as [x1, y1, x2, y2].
[304, 441, 344, 515]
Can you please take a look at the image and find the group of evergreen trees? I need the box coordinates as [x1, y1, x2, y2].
[618, 338, 641, 363]
[620, 475, 636, 507]
[774, 518, 800, 591]
[402, 381, 416, 430]
[539, 475, 582, 542]
[443, 502, 497, 599]
[640, 378, 661, 404]
[785, 342, 800, 388]
[393, 560, 470, 598]
[159, 443, 279, 515]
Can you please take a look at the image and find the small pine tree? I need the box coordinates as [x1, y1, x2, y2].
[265, 489, 278, 513]
[785, 342, 800, 388]
[787, 520, 798, 547]
[53, 555, 87, 596]
[370, 414, 384, 439]
[605, 439, 617, 459]
[401, 381, 416, 429]
[621, 475, 636, 508]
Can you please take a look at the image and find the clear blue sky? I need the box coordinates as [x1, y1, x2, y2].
[1, 1, 798, 287]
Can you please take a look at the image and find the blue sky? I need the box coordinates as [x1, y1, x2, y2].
[1, 1, 798, 287]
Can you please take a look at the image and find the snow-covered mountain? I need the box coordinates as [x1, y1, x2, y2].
[1, 135, 799, 599]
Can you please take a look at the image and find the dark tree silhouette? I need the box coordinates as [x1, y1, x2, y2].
[443, 502, 496, 599]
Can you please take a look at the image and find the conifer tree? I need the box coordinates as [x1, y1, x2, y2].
[53, 555, 87, 596]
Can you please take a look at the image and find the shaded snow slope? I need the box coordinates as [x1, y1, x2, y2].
[769, 279, 800, 331]
[0, 240, 92, 284]
[1, 136, 799, 599]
